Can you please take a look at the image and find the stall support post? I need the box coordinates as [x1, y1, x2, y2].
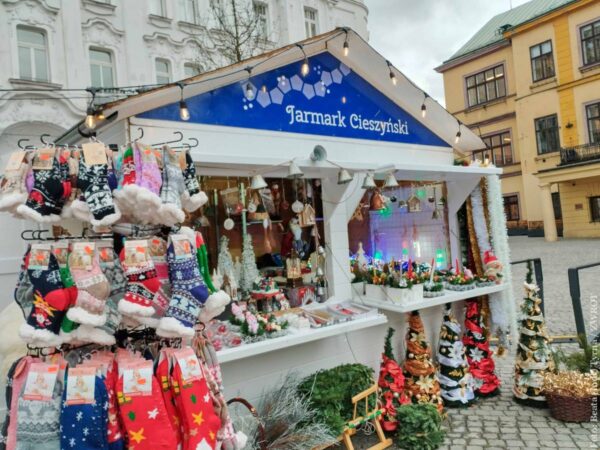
[446, 178, 480, 268]
[321, 176, 364, 301]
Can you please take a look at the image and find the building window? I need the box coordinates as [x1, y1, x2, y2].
[155, 58, 171, 84]
[182, 0, 201, 24]
[503, 195, 520, 221]
[590, 196, 600, 222]
[465, 64, 506, 107]
[530, 40, 555, 82]
[580, 19, 600, 66]
[150, 0, 167, 17]
[89, 48, 114, 88]
[586, 102, 600, 144]
[184, 62, 202, 78]
[473, 131, 513, 166]
[535, 114, 560, 154]
[304, 7, 318, 38]
[254, 2, 268, 38]
[17, 26, 49, 82]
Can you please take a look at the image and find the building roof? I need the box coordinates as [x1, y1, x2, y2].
[441, 0, 576, 67]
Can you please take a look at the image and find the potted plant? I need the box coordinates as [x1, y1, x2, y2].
[444, 271, 476, 291]
[364, 267, 388, 301]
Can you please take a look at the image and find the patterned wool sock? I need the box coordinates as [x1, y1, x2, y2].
[157, 238, 209, 337]
[15, 366, 63, 449]
[104, 362, 124, 450]
[56, 151, 72, 217]
[19, 253, 70, 346]
[118, 251, 160, 318]
[60, 373, 109, 450]
[170, 349, 221, 450]
[68, 252, 110, 327]
[17, 153, 65, 223]
[158, 147, 186, 226]
[181, 152, 208, 212]
[2, 356, 32, 450]
[0, 158, 29, 213]
[115, 362, 178, 450]
[155, 352, 183, 448]
[76, 157, 121, 227]
[112, 148, 136, 218]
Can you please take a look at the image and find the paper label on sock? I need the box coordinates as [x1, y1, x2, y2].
[171, 234, 193, 260]
[174, 348, 203, 384]
[124, 240, 149, 267]
[5, 151, 25, 172]
[66, 366, 96, 405]
[32, 148, 55, 170]
[70, 242, 95, 270]
[82, 142, 108, 166]
[122, 361, 153, 397]
[29, 244, 52, 270]
[51, 242, 69, 268]
[23, 362, 59, 401]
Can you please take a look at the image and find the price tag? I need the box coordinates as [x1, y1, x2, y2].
[23, 362, 59, 401]
[66, 366, 96, 405]
[149, 237, 167, 262]
[173, 348, 203, 384]
[51, 242, 69, 268]
[82, 142, 108, 166]
[70, 242, 95, 271]
[29, 244, 52, 270]
[124, 239, 149, 267]
[122, 361, 153, 397]
[5, 151, 25, 172]
[171, 234, 193, 260]
[32, 148, 55, 170]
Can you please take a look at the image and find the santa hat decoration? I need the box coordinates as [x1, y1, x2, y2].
[483, 251, 498, 265]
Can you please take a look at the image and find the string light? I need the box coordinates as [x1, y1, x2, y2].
[296, 43, 310, 77]
[455, 120, 462, 144]
[244, 66, 255, 100]
[84, 87, 97, 129]
[261, 85, 267, 93]
[343, 40, 349, 57]
[386, 60, 397, 86]
[177, 82, 190, 121]
[421, 93, 428, 118]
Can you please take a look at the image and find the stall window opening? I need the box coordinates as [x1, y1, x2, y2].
[503, 195, 520, 221]
[465, 64, 506, 108]
[586, 102, 600, 144]
[580, 19, 600, 66]
[472, 131, 513, 166]
[530, 40, 555, 82]
[535, 114, 560, 154]
[17, 26, 49, 82]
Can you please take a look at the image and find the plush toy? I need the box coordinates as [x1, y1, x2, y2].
[483, 251, 503, 283]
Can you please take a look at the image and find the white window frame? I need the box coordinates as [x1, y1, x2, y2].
[304, 7, 318, 38]
[150, 0, 168, 17]
[89, 47, 115, 88]
[182, 0, 201, 24]
[155, 58, 171, 84]
[16, 25, 49, 82]
[183, 62, 202, 78]
[253, 1, 269, 38]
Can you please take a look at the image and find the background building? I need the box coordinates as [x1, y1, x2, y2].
[436, 0, 600, 240]
[0, 0, 369, 307]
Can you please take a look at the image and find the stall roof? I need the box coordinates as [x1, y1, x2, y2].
[58, 28, 485, 153]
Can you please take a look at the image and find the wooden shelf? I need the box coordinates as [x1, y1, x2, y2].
[356, 284, 508, 314]
[216, 313, 388, 364]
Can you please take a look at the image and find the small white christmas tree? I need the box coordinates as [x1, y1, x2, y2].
[239, 233, 260, 296]
[356, 242, 368, 269]
[234, 256, 242, 283]
[218, 236, 235, 283]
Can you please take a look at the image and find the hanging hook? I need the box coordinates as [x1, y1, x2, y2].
[17, 138, 30, 150]
[187, 137, 199, 149]
[152, 131, 183, 147]
[136, 127, 144, 141]
[40, 133, 52, 145]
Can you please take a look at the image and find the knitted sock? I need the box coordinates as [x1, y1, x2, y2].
[60, 371, 108, 450]
[105, 362, 125, 450]
[157, 238, 209, 337]
[118, 245, 160, 318]
[76, 157, 121, 227]
[158, 147, 186, 226]
[17, 153, 64, 223]
[0, 157, 29, 213]
[14, 247, 33, 319]
[115, 361, 178, 450]
[171, 348, 221, 449]
[132, 143, 162, 224]
[56, 151, 72, 217]
[155, 352, 183, 448]
[2, 356, 32, 450]
[112, 147, 136, 218]
[68, 249, 110, 327]
[181, 152, 208, 212]
[16, 364, 63, 449]
[56, 263, 80, 344]
[19, 251, 70, 346]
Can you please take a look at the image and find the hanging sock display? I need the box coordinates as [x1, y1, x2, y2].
[463, 299, 501, 397]
[1, 356, 32, 450]
[158, 146, 186, 226]
[181, 152, 208, 212]
[155, 351, 184, 448]
[437, 304, 475, 407]
[513, 263, 554, 406]
[118, 240, 160, 317]
[0, 152, 30, 214]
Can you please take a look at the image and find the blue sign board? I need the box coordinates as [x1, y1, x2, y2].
[138, 52, 449, 147]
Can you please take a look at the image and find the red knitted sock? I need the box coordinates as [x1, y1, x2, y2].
[118, 242, 160, 317]
[155, 351, 183, 448]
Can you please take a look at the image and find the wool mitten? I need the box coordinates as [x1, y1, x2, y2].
[0, 156, 29, 213]
[157, 237, 209, 337]
[14, 247, 33, 319]
[75, 157, 121, 227]
[16, 364, 63, 450]
[60, 369, 108, 450]
[155, 352, 183, 448]
[158, 147, 186, 226]
[2, 357, 32, 450]
[19, 250, 70, 347]
[171, 348, 221, 450]
[67, 246, 110, 327]
[17, 152, 65, 223]
[118, 243, 160, 317]
[181, 152, 207, 212]
[115, 361, 178, 450]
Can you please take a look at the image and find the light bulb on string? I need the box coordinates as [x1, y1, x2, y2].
[386, 60, 397, 86]
[343, 40, 349, 57]
[421, 93, 428, 119]
[245, 82, 255, 100]
[177, 82, 190, 121]
[85, 108, 96, 129]
[454, 120, 462, 144]
[301, 57, 310, 76]
[261, 85, 267, 93]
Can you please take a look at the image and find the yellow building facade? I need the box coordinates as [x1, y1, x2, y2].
[437, 0, 600, 240]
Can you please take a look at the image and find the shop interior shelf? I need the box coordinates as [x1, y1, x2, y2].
[216, 313, 388, 364]
[357, 283, 508, 314]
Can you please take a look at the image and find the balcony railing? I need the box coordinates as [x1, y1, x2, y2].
[559, 142, 600, 166]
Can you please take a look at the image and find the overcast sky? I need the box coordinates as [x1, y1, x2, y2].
[367, 0, 531, 106]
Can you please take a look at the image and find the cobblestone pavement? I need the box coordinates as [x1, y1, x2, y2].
[356, 237, 600, 449]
